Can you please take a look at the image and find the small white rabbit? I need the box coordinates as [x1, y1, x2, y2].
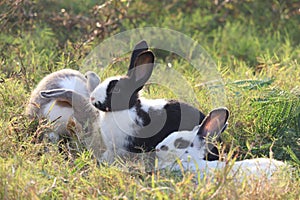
[40, 89, 105, 162]
[26, 69, 100, 142]
[90, 40, 220, 163]
[155, 107, 286, 180]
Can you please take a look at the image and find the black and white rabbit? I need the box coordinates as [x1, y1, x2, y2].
[90, 40, 220, 162]
[156, 107, 286, 180]
[26, 69, 100, 142]
[40, 88, 105, 162]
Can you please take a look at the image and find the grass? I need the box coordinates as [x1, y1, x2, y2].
[1, 0, 300, 199]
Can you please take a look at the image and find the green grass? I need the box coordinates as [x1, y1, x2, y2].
[1, 0, 300, 199]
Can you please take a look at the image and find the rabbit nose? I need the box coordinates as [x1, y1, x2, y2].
[156, 148, 160, 152]
[90, 97, 95, 101]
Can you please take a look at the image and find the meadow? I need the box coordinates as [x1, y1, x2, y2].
[0, 0, 300, 199]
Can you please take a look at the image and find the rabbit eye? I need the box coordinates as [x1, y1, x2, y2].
[174, 137, 190, 149]
[107, 80, 120, 94]
[113, 87, 120, 93]
[110, 86, 120, 94]
[160, 145, 168, 151]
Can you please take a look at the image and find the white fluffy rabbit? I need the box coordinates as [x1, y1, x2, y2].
[40, 89, 105, 162]
[26, 69, 100, 142]
[89, 40, 220, 163]
[155, 107, 286, 180]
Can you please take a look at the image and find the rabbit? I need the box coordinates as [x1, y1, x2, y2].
[90, 40, 222, 163]
[155, 107, 286, 180]
[40, 88, 105, 162]
[26, 69, 100, 143]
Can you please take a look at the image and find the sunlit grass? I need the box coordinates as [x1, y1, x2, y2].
[1, 0, 299, 198]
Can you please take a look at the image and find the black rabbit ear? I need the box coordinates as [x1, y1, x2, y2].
[128, 40, 149, 72]
[197, 107, 229, 140]
[129, 51, 154, 85]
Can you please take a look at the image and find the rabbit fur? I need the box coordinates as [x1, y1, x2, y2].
[26, 69, 100, 143]
[90, 40, 222, 163]
[40, 88, 105, 162]
[155, 107, 286, 180]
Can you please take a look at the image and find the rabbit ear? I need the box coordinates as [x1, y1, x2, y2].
[192, 125, 201, 132]
[129, 51, 155, 85]
[40, 89, 73, 103]
[197, 107, 229, 140]
[41, 89, 89, 110]
[128, 40, 149, 72]
[85, 71, 101, 93]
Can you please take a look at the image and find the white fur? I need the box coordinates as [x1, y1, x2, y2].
[156, 127, 202, 169]
[59, 76, 89, 97]
[40, 88, 105, 163]
[91, 75, 170, 162]
[178, 157, 285, 181]
[155, 127, 286, 180]
[97, 99, 168, 163]
[90, 76, 121, 104]
[99, 108, 138, 151]
[40, 74, 88, 124]
[47, 76, 87, 137]
[42, 100, 74, 122]
[99, 105, 161, 162]
[140, 98, 168, 112]
[42, 74, 90, 127]
[27, 69, 101, 143]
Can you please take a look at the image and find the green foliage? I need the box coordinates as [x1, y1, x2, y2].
[0, 0, 299, 198]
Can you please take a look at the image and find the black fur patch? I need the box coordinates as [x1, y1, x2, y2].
[95, 78, 141, 112]
[127, 100, 206, 153]
[135, 100, 151, 126]
[93, 80, 118, 111]
[205, 145, 220, 161]
[174, 137, 191, 149]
